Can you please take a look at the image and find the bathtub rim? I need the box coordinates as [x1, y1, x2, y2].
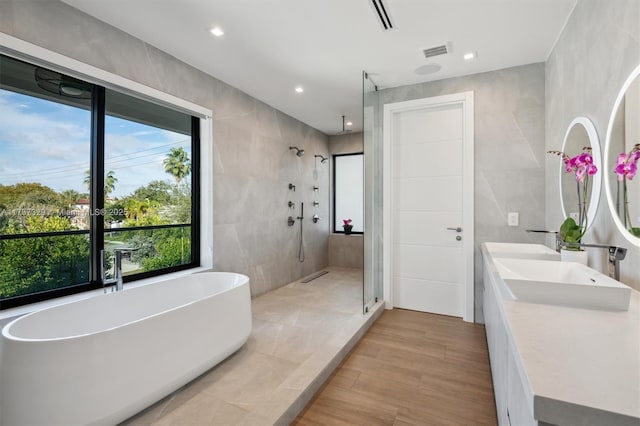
[0, 267, 214, 323]
[2, 271, 249, 343]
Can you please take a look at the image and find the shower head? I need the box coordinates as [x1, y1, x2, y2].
[314, 154, 328, 164]
[289, 146, 305, 157]
[335, 115, 353, 135]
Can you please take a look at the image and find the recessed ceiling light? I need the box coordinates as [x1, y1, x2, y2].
[209, 27, 224, 37]
[346, 121, 353, 126]
[463, 52, 476, 60]
[414, 63, 441, 75]
[295, 86, 304, 93]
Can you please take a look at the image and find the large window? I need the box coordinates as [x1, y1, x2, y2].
[333, 153, 364, 233]
[0, 54, 199, 309]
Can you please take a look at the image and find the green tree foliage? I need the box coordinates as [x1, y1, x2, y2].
[131, 180, 173, 204]
[163, 147, 191, 186]
[124, 198, 164, 226]
[166, 183, 192, 224]
[0, 216, 90, 299]
[83, 170, 117, 196]
[83, 170, 90, 192]
[1, 148, 193, 301]
[105, 170, 118, 196]
[141, 228, 191, 271]
[0, 182, 61, 208]
[126, 233, 156, 264]
[59, 189, 81, 209]
[104, 199, 127, 223]
[0, 183, 72, 232]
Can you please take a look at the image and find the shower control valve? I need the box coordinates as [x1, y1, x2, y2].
[287, 216, 295, 227]
[288, 183, 296, 192]
[312, 214, 320, 223]
[313, 201, 319, 207]
[313, 185, 319, 192]
[288, 201, 295, 208]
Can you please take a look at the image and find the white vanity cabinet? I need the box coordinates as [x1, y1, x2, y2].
[506, 346, 536, 426]
[481, 243, 640, 426]
[483, 256, 537, 426]
[483, 266, 509, 424]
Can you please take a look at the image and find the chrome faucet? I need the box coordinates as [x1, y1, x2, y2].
[101, 249, 133, 292]
[525, 229, 561, 251]
[558, 241, 627, 281]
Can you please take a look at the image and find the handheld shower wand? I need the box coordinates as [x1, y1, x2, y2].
[297, 202, 305, 262]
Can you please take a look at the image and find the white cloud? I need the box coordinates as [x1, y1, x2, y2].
[0, 91, 191, 198]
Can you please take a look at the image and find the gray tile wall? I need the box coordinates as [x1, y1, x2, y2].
[378, 63, 547, 322]
[328, 235, 364, 268]
[0, 0, 330, 297]
[546, 0, 640, 290]
[329, 132, 364, 155]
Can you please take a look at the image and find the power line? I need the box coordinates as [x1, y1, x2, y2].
[0, 138, 190, 180]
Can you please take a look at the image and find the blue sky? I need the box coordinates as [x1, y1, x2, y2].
[0, 89, 190, 198]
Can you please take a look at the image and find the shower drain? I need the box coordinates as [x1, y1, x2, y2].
[300, 270, 329, 283]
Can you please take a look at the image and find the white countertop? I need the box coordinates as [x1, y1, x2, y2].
[482, 244, 640, 425]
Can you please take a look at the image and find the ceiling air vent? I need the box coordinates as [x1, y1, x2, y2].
[369, 0, 394, 31]
[422, 43, 451, 59]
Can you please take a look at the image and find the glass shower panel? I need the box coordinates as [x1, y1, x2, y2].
[363, 71, 381, 313]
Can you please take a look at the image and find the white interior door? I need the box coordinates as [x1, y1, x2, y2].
[383, 92, 474, 321]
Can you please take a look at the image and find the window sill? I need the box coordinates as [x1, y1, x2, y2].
[0, 266, 211, 323]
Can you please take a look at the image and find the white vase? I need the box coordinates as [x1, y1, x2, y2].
[560, 249, 588, 265]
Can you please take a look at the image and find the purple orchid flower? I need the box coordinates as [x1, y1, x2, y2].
[615, 144, 640, 181]
[550, 147, 597, 182]
[569, 152, 596, 182]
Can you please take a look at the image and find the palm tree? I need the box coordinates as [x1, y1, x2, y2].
[163, 147, 191, 186]
[59, 189, 80, 209]
[84, 170, 117, 196]
[105, 170, 117, 197]
[84, 170, 91, 192]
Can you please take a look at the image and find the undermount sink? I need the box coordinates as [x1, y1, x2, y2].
[484, 242, 561, 261]
[493, 258, 631, 311]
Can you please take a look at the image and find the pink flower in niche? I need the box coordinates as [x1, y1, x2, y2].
[343, 219, 352, 226]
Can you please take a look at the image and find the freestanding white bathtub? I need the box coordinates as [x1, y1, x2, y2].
[0, 272, 251, 425]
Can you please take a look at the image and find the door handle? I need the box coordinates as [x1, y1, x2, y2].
[446, 227, 462, 232]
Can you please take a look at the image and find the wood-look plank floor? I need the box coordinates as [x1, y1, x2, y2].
[293, 309, 498, 426]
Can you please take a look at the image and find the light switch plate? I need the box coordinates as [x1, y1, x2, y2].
[508, 212, 519, 227]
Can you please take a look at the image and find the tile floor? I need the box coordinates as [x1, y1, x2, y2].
[122, 267, 383, 425]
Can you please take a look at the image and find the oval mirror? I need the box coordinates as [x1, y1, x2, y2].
[604, 64, 640, 246]
[557, 117, 601, 231]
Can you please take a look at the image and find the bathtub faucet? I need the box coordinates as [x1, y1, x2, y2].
[101, 249, 137, 293]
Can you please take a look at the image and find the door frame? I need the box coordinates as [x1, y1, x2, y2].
[382, 92, 475, 322]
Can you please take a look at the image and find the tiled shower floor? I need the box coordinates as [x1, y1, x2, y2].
[123, 267, 383, 425]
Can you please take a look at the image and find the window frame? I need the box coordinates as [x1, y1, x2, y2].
[0, 43, 210, 311]
[332, 152, 364, 235]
